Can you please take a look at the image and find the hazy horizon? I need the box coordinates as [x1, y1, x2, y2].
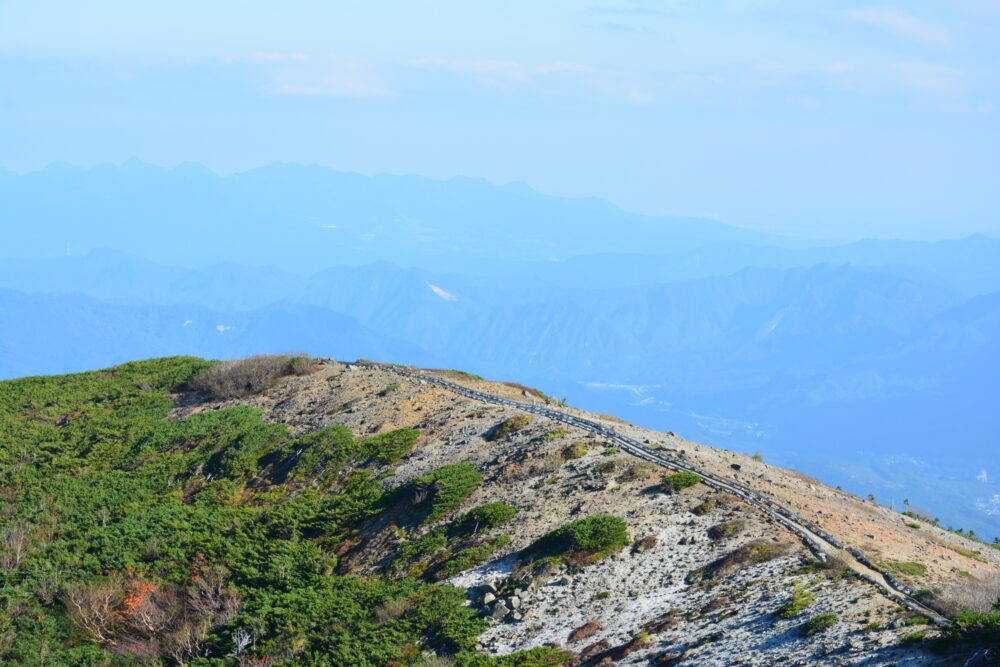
[3, 1, 999, 239]
[5, 157, 998, 246]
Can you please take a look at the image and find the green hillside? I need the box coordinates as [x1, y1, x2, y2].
[0, 357, 565, 666]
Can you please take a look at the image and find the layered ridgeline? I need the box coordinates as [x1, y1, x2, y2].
[1, 356, 998, 666]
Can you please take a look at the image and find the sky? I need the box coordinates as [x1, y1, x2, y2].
[1, 0, 998, 240]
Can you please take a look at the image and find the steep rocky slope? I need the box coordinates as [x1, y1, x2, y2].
[171, 359, 1000, 665]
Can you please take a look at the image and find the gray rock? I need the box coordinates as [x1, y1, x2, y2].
[509, 596, 521, 609]
[490, 602, 510, 620]
[483, 592, 496, 605]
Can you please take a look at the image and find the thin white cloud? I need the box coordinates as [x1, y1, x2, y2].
[226, 53, 393, 100]
[677, 73, 725, 85]
[844, 8, 951, 45]
[626, 88, 653, 104]
[410, 58, 605, 84]
[891, 61, 963, 95]
[224, 52, 311, 63]
[410, 58, 536, 86]
[410, 57, 652, 104]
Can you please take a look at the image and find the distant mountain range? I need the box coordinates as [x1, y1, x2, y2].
[1, 161, 997, 538]
[0, 159, 786, 273]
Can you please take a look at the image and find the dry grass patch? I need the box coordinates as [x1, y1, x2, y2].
[934, 572, 1000, 615]
[190, 353, 311, 399]
[688, 539, 794, 583]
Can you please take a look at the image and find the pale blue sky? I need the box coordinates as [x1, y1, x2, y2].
[1, 0, 997, 239]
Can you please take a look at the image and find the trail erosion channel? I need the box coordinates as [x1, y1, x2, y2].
[353, 361, 950, 627]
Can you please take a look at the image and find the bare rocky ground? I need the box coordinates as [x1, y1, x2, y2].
[170, 360, 1000, 665]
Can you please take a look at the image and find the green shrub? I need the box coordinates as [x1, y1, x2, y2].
[456, 645, 574, 666]
[593, 460, 617, 475]
[661, 471, 702, 493]
[363, 427, 421, 464]
[777, 585, 815, 618]
[543, 427, 570, 441]
[946, 608, 1000, 644]
[903, 614, 930, 626]
[452, 502, 518, 537]
[901, 631, 926, 643]
[0, 357, 500, 666]
[488, 415, 532, 441]
[881, 560, 927, 577]
[435, 535, 512, 580]
[692, 495, 735, 516]
[561, 442, 588, 459]
[395, 463, 483, 524]
[525, 515, 629, 566]
[707, 521, 744, 541]
[377, 383, 400, 396]
[801, 612, 838, 636]
[278, 425, 420, 481]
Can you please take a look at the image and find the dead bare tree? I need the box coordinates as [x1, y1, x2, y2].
[0, 523, 28, 573]
[64, 578, 124, 646]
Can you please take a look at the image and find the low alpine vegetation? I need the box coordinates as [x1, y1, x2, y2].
[687, 540, 793, 584]
[524, 515, 630, 567]
[777, 585, 815, 618]
[801, 612, 838, 636]
[708, 521, 744, 541]
[881, 560, 927, 577]
[488, 414, 533, 441]
[0, 358, 549, 665]
[661, 471, 702, 494]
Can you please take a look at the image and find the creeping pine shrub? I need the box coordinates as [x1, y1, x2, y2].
[707, 521, 744, 541]
[661, 471, 701, 494]
[561, 442, 588, 460]
[452, 502, 518, 537]
[190, 353, 312, 399]
[455, 646, 574, 666]
[382, 463, 483, 526]
[801, 612, 838, 636]
[434, 536, 512, 580]
[0, 357, 501, 665]
[525, 515, 629, 566]
[777, 585, 815, 618]
[487, 415, 532, 441]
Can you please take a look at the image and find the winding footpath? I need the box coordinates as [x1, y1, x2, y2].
[355, 361, 950, 627]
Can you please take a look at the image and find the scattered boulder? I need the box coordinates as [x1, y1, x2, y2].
[490, 601, 510, 621]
